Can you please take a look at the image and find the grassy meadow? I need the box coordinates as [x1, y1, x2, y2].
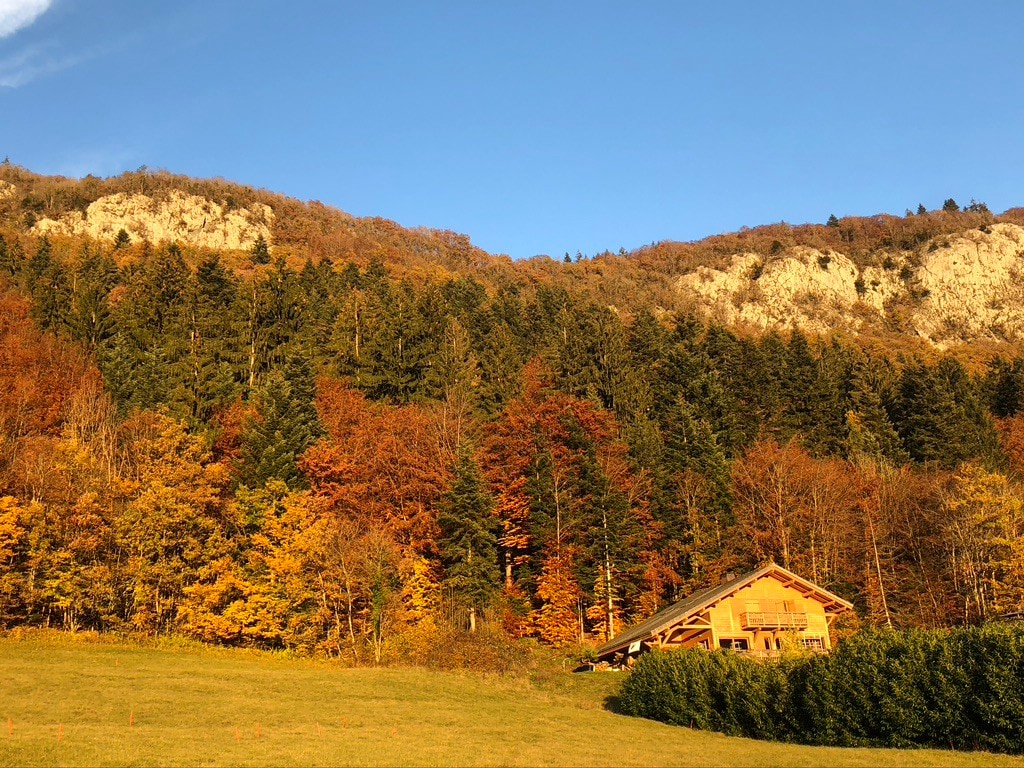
[0, 633, 1021, 767]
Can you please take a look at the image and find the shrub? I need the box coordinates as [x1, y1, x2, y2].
[618, 625, 1024, 754]
[391, 622, 535, 675]
[618, 648, 797, 741]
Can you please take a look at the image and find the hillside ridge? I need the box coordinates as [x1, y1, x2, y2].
[2, 163, 1022, 349]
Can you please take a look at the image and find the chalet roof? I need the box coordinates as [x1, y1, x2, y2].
[595, 563, 854, 659]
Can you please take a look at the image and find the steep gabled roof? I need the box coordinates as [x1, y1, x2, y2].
[595, 563, 854, 658]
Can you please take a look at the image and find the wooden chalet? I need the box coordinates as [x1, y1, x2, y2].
[595, 564, 853, 663]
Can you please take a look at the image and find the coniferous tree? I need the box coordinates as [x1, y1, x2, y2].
[173, 255, 243, 422]
[357, 280, 438, 403]
[238, 354, 322, 489]
[984, 356, 1024, 419]
[893, 358, 997, 467]
[101, 243, 189, 410]
[437, 448, 499, 632]
[298, 256, 340, 359]
[846, 357, 908, 464]
[26, 237, 69, 331]
[66, 245, 118, 351]
[250, 234, 270, 265]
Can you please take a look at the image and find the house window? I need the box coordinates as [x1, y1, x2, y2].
[719, 638, 749, 651]
[697, 638, 710, 650]
[801, 637, 825, 650]
[763, 637, 772, 650]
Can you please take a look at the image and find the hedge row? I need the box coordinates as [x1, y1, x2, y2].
[617, 625, 1024, 754]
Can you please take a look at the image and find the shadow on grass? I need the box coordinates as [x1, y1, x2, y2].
[604, 692, 625, 714]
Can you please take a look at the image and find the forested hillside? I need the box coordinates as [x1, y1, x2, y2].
[1, 164, 1024, 661]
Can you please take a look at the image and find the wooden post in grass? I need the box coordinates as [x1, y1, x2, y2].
[129, 710, 134, 727]
[256, 723, 261, 739]
[235, 726, 240, 744]
[7, 718, 11, 736]
[316, 722, 322, 738]
[58, 724, 63, 743]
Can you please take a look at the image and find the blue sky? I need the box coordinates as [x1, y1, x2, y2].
[1, 1, 1022, 259]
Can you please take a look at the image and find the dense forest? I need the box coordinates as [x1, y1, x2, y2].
[2, 169, 1024, 663]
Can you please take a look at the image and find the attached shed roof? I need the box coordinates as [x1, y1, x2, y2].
[595, 563, 854, 659]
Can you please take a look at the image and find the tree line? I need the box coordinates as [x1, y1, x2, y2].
[1, 231, 1024, 660]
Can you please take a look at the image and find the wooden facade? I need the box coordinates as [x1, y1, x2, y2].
[595, 564, 853, 663]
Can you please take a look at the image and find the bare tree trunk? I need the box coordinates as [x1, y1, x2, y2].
[867, 511, 892, 628]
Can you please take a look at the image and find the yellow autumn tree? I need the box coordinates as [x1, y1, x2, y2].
[0, 496, 27, 625]
[401, 553, 440, 629]
[941, 463, 1024, 623]
[535, 552, 582, 647]
[114, 412, 231, 635]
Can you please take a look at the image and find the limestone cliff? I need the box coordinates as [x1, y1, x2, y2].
[675, 223, 1024, 348]
[32, 190, 273, 251]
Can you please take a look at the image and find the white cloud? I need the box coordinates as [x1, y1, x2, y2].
[0, 0, 53, 38]
[0, 41, 87, 87]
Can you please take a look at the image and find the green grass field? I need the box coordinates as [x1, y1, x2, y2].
[0, 633, 1021, 767]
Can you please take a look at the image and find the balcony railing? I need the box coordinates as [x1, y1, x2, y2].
[740, 611, 809, 629]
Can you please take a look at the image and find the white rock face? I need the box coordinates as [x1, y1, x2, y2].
[675, 223, 1024, 347]
[0, 181, 15, 200]
[33, 191, 273, 251]
[678, 247, 867, 336]
[912, 224, 1024, 344]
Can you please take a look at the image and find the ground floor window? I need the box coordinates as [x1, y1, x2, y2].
[719, 637, 749, 651]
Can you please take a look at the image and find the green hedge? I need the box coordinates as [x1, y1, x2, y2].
[617, 625, 1024, 754]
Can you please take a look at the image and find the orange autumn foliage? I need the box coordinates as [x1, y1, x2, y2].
[300, 379, 450, 555]
[0, 288, 97, 443]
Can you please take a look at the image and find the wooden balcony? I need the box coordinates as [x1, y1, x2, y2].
[740, 611, 809, 629]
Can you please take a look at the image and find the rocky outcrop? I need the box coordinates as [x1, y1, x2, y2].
[677, 246, 899, 337]
[913, 224, 1024, 344]
[0, 181, 15, 200]
[676, 223, 1024, 348]
[33, 191, 273, 251]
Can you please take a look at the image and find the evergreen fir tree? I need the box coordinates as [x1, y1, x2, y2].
[26, 237, 70, 331]
[893, 358, 997, 467]
[846, 357, 908, 464]
[172, 255, 244, 422]
[438, 448, 499, 631]
[357, 280, 438, 403]
[983, 356, 1024, 418]
[66, 245, 118, 350]
[250, 234, 270, 265]
[238, 353, 323, 488]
